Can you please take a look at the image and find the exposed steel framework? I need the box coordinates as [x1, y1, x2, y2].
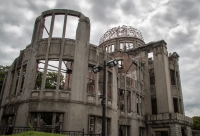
[99, 25, 144, 44]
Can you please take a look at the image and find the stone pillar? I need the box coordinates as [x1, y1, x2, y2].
[153, 42, 173, 113]
[71, 14, 90, 102]
[185, 126, 192, 136]
[169, 124, 181, 136]
[52, 113, 56, 128]
[143, 51, 151, 114]
[124, 76, 127, 117]
[41, 12, 55, 93]
[56, 13, 67, 100]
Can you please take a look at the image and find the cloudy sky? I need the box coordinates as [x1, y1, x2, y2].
[0, 0, 199, 117]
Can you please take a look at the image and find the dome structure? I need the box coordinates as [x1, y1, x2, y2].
[99, 25, 144, 44]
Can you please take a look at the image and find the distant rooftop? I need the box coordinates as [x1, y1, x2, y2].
[99, 25, 144, 44]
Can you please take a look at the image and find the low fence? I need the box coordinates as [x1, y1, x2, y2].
[0, 126, 102, 136]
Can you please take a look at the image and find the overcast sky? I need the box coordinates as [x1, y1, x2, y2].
[0, 0, 199, 117]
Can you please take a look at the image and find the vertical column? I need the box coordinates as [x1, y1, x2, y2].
[95, 71, 99, 105]
[153, 43, 173, 113]
[56, 13, 67, 99]
[177, 64, 185, 115]
[37, 113, 41, 127]
[40, 12, 55, 95]
[124, 76, 127, 117]
[143, 51, 151, 114]
[71, 14, 90, 102]
[52, 113, 56, 128]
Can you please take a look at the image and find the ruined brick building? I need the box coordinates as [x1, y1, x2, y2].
[0, 9, 193, 136]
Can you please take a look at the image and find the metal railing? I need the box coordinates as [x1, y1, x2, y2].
[0, 126, 102, 136]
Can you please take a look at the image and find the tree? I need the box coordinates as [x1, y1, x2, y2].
[35, 70, 64, 89]
[0, 65, 10, 91]
[45, 71, 64, 89]
[192, 116, 200, 130]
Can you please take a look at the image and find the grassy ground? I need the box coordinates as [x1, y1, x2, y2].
[4, 131, 66, 136]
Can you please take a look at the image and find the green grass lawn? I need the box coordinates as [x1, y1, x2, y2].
[4, 131, 66, 136]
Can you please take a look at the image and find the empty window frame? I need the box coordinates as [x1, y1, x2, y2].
[41, 112, 53, 126]
[170, 69, 176, 85]
[45, 60, 60, 89]
[148, 52, 154, 60]
[107, 71, 112, 99]
[42, 16, 52, 38]
[65, 16, 79, 39]
[136, 96, 140, 114]
[129, 43, 133, 49]
[119, 90, 125, 111]
[125, 43, 130, 50]
[87, 67, 95, 94]
[52, 15, 65, 37]
[151, 98, 157, 114]
[35, 60, 45, 90]
[9, 70, 15, 95]
[14, 68, 20, 95]
[127, 91, 131, 113]
[98, 71, 103, 96]
[111, 44, 114, 52]
[149, 69, 155, 85]
[19, 64, 27, 92]
[60, 60, 73, 90]
[173, 98, 179, 113]
[120, 43, 124, 50]
[118, 60, 123, 69]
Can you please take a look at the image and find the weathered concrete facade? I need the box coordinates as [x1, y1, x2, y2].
[0, 9, 192, 136]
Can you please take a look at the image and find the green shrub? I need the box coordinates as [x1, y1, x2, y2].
[4, 131, 66, 136]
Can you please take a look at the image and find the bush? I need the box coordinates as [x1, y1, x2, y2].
[4, 131, 65, 136]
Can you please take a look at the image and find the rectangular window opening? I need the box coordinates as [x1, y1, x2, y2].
[111, 44, 114, 52]
[52, 15, 65, 38]
[148, 52, 153, 60]
[20, 64, 27, 92]
[65, 16, 79, 39]
[45, 60, 60, 89]
[41, 112, 53, 126]
[107, 71, 112, 99]
[14, 68, 20, 95]
[151, 98, 157, 114]
[43, 16, 52, 38]
[120, 43, 124, 50]
[118, 60, 123, 69]
[119, 90, 125, 111]
[60, 60, 73, 90]
[35, 60, 45, 90]
[170, 69, 176, 85]
[87, 67, 95, 94]
[173, 98, 179, 113]
[127, 91, 131, 113]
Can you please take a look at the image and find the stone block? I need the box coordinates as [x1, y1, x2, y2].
[151, 115, 157, 121]
[171, 113, 177, 119]
[157, 114, 163, 120]
[59, 91, 70, 99]
[44, 91, 54, 97]
[87, 96, 95, 103]
[163, 113, 169, 120]
[107, 100, 112, 107]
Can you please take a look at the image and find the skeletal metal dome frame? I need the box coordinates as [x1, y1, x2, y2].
[99, 25, 144, 44]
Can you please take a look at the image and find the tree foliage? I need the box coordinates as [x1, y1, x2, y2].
[0, 65, 10, 91]
[35, 70, 64, 89]
[192, 116, 200, 130]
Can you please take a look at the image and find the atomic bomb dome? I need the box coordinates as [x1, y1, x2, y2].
[0, 9, 193, 136]
[99, 25, 144, 44]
